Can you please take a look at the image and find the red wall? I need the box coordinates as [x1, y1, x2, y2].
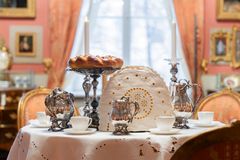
[204, 0, 240, 74]
[0, 0, 50, 73]
[1, 1, 239, 74]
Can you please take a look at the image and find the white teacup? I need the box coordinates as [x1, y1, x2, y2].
[70, 116, 92, 131]
[36, 112, 50, 124]
[155, 116, 175, 131]
[198, 111, 214, 123]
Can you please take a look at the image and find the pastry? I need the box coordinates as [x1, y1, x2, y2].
[68, 55, 123, 69]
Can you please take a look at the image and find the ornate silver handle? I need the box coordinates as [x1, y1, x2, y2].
[128, 101, 140, 123]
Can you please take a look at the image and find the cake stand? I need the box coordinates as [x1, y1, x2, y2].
[66, 67, 119, 130]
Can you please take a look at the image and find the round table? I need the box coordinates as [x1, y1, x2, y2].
[7, 122, 224, 160]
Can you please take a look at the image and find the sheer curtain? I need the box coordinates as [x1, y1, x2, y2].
[63, 0, 190, 96]
[48, 0, 82, 88]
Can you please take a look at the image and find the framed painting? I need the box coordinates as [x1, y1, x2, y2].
[231, 26, 240, 68]
[210, 30, 231, 62]
[221, 74, 240, 88]
[15, 32, 36, 57]
[217, 0, 240, 20]
[9, 26, 43, 64]
[0, 0, 35, 18]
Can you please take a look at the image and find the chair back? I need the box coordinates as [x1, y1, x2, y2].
[17, 87, 80, 129]
[17, 87, 51, 129]
[194, 88, 240, 124]
[171, 121, 240, 160]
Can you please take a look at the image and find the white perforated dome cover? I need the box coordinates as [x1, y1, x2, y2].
[99, 66, 174, 131]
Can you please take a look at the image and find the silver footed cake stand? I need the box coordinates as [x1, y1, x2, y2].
[66, 67, 119, 130]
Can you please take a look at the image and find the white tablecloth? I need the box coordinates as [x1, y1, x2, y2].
[7, 122, 224, 160]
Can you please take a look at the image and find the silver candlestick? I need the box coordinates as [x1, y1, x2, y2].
[168, 62, 179, 100]
[164, 58, 180, 83]
[164, 58, 180, 97]
[82, 75, 92, 117]
[170, 63, 179, 83]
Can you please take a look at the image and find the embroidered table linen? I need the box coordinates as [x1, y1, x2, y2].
[7, 123, 224, 160]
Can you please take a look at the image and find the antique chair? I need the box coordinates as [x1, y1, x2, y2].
[171, 120, 240, 160]
[194, 88, 240, 124]
[17, 87, 80, 129]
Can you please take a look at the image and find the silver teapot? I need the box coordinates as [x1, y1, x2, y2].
[111, 96, 140, 135]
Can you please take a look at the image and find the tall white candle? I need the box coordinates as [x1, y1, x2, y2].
[84, 16, 89, 55]
[171, 21, 176, 64]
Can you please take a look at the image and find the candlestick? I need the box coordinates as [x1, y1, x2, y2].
[171, 21, 176, 64]
[84, 16, 89, 55]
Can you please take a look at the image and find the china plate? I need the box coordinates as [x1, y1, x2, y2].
[30, 120, 51, 128]
[149, 128, 180, 135]
[188, 120, 220, 127]
[64, 128, 97, 135]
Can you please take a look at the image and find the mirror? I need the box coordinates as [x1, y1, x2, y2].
[0, 0, 35, 18]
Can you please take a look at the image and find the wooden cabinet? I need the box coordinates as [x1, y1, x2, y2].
[0, 87, 33, 151]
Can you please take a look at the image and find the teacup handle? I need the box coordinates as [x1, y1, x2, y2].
[88, 118, 92, 126]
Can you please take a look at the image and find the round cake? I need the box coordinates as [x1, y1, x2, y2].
[68, 55, 124, 69]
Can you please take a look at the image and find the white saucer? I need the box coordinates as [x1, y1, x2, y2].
[30, 120, 51, 128]
[149, 128, 180, 135]
[189, 120, 219, 127]
[64, 128, 97, 135]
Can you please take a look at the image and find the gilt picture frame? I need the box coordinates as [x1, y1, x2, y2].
[217, 0, 240, 20]
[15, 32, 36, 57]
[231, 26, 240, 68]
[10, 26, 43, 64]
[0, 0, 36, 18]
[210, 30, 231, 63]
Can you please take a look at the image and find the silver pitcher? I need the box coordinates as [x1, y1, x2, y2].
[172, 79, 202, 129]
[111, 96, 140, 135]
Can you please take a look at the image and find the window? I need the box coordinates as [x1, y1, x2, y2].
[64, 0, 190, 96]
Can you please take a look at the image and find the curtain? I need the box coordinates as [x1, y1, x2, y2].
[48, 0, 82, 88]
[173, 0, 204, 83]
